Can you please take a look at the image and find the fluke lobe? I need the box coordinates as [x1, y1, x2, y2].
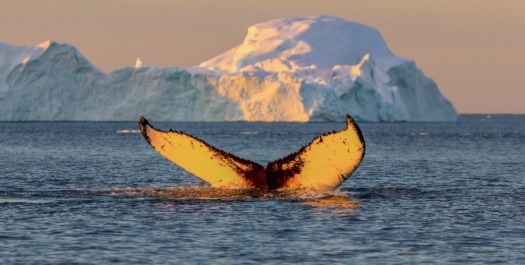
[139, 115, 365, 191]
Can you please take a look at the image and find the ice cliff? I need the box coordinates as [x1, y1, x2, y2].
[0, 16, 457, 121]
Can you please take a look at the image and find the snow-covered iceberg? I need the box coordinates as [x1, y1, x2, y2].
[0, 16, 457, 121]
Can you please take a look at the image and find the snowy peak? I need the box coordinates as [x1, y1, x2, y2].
[134, 57, 151, 69]
[135, 57, 144, 68]
[200, 15, 406, 74]
[0, 41, 91, 68]
[0, 41, 51, 95]
[37, 41, 100, 72]
[38, 40, 52, 50]
[0, 41, 48, 67]
[0, 41, 110, 96]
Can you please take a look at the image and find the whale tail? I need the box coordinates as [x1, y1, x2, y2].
[139, 115, 365, 191]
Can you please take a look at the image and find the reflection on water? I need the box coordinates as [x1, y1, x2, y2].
[300, 196, 359, 210]
[0, 198, 52, 204]
[109, 186, 265, 200]
[108, 186, 359, 211]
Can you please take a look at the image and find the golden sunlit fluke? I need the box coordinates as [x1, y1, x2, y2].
[139, 115, 365, 191]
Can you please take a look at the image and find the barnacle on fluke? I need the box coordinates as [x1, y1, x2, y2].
[139, 115, 365, 191]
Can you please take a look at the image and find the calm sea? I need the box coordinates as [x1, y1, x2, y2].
[1, 115, 524, 264]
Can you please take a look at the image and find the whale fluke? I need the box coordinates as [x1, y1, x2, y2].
[138, 117, 266, 188]
[139, 115, 365, 191]
[265, 116, 366, 190]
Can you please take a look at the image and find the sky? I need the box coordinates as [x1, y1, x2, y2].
[1, 0, 524, 114]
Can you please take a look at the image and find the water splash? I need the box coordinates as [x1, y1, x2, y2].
[108, 186, 359, 210]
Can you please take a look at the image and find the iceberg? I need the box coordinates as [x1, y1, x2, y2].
[0, 41, 49, 97]
[0, 16, 457, 121]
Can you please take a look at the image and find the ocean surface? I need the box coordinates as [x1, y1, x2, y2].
[1, 115, 524, 264]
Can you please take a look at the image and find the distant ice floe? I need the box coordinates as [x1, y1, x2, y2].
[116, 130, 141, 134]
[239, 131, 258, 135]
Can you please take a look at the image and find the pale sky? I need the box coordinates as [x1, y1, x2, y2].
[1, 0, 524, 114]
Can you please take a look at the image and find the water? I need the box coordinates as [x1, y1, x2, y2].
[1, 115, 524, 264]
